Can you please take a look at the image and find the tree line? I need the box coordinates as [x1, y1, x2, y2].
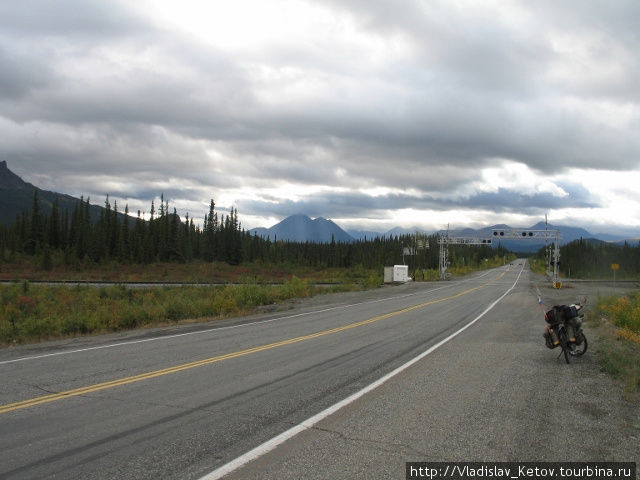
[0, 191, 511, 271]
[538, 238, 640, 279]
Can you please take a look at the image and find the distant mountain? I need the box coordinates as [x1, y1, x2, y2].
[0, 160, 29, 190]
[249, 214, 355, 243]
[0, 160, 40, 224]
[382, 226, 429, 238]
[613, 238, 640, 246]
[324, 218, 639, 248]
[0, 161, 117, 224]
[249, 226, 269, 238]
[347, 226, 431, 240]
[346, 229, 383, 241]
[469, 223, 615, 253]
[530, 222, 593, 243]
[595, 233, 628, 242]
[416, 222, 638, 252]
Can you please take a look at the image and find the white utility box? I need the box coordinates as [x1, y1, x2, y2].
[384, 267, 394, 284]
[393, 265, 409, 283]
[384, 265, 410, 283]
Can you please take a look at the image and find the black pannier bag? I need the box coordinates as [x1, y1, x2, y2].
[544, 306, 563, 348]
[545, 308, 555, 324]
[545, 305, 582, 343]
[562, 305, 578, 319]
[546, 305, 577, 325]
[563, 305, 580, 341]
[545, 306, 562, 325]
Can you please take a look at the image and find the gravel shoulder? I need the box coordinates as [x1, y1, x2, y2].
[223, 270, 640, 479]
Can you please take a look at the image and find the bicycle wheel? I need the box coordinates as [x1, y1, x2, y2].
[571, 331, 588, 356]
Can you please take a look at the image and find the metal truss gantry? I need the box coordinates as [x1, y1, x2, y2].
[438, 234, 492, 280]
[437, 227, 561, 287]
[491, 229, 561, 286]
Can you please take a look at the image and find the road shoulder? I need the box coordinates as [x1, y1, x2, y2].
[221, 278, 640, 479]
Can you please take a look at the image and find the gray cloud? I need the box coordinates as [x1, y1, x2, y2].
[0, 1, 146, 39]
[0, 46, 54, 99]
[453, 185, 597, 214]
[237, 183, 597, 222]
[0, 1, 638, 231]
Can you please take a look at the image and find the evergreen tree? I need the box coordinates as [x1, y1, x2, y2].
[203, 199, 217, 262]
[25, 190, 43, 254]
[119, 204, 130, 261]
[49, 196, 60, 249]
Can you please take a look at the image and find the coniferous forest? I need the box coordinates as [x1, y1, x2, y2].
[0, 191, 511, 274]
[535, 238, 640, 280]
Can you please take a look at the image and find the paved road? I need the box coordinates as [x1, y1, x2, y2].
[0, 263, 637, 479]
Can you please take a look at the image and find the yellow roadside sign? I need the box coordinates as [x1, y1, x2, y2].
[611, 263, 620, 271]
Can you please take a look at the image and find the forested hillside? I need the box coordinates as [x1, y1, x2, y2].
[0, 161, 109, 225]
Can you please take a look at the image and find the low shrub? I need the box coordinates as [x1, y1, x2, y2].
[593, 291, 640, 397]
[597, 291, 640, 335]
[0, 274, 376, 345]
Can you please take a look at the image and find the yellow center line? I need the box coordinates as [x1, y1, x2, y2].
[0, 269, 509, 415]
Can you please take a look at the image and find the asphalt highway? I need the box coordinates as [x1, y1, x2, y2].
[1, 263, 637, 479]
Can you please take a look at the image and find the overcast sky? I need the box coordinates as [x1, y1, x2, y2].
[1, 0, 639, 235]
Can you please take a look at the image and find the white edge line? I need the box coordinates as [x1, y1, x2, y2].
[198, 265, 524, 480]
[1, 273, 495, 366]
[0, 292, 425, 365]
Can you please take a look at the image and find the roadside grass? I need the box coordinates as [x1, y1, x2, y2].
[590, 290, 640, 398]
[0, 255, 381, 285]
[0, 278, 364, 346]
[596, 291, 640, 335]
[528, 258, 547, 276]
[0, 252, 512, 285]
[0, 252, 515, 346]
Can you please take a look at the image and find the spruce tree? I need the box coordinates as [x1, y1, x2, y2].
[49, 196, 60, 250]
[119, 204, 130, 261]
[204, 199, 216, 261]
[26, 190, 43, 254]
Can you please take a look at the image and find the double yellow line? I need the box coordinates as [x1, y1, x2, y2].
[0, 270, 507, 415]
